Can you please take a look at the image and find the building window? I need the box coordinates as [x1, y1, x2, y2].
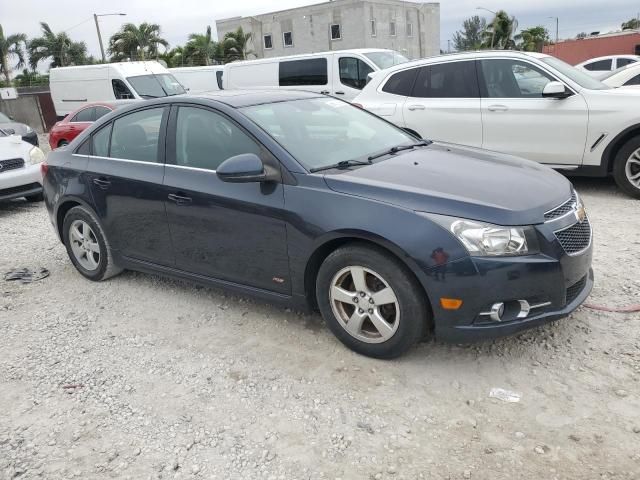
[406, 22, 413, 37]
[389, 21, 396, 37]
[370, 20, 376, 36]
[283, 31, 293, 47]
[263, 34, 273, 49]
[330, 24, 341, 40]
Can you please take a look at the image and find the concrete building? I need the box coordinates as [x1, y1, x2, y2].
[216, 0, 440, 61]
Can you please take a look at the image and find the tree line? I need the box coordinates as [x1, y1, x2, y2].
[0, 21, 255, 87]
[452, 11, 640, 52]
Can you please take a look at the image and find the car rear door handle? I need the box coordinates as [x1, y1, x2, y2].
[334, 91, 345, 95]
[167, 193, 192, 206]
[320, 90, 330, 95]
[488, 104, 509, 112]
[92, 177, 111, 189]
[407, 104, 426, 111]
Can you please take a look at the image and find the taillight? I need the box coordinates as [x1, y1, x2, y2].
[41, 162, 49, 176]
[352, 103, 364, 109]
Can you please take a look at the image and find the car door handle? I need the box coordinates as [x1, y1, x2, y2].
[335, 91, 345, 95]
[320, 90, 330, 95]
[92, 178, 111, 189]
[407, 104, 426, 111]
[488, 104, 509, 112]
[167, 193, 192, 206]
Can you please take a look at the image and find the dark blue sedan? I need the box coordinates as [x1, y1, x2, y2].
[42, 91, 593, 358]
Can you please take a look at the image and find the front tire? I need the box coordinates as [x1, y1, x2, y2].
[613, 137, 640, 199]
[316, 243, 429, 359]
[62, 206, 122, 281]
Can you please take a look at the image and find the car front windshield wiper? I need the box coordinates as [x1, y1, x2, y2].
[309, 159, 372, 173]
[367, 139, 432, 162]
[139, 94, 160, 99]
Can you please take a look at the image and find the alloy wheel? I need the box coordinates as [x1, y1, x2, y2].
[329, 266, 400, 344]
[626, 148, 640, 189]
[69, 220, 101, 271]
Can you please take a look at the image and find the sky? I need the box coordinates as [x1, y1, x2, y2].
[2, 0, 639, 67]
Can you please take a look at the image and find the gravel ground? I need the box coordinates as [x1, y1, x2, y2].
[1, 143, 640, 479]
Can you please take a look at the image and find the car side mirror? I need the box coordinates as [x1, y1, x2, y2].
[542, 81, 572, 99]
[217, 153, 267, 183]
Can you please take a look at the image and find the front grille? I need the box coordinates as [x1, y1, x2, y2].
[566, 275, 587, 305]
[0, 182, 41, 197]
[0, 158, 25, 173]
[544, 190, 577, 220]
[555, 217, 592, 255]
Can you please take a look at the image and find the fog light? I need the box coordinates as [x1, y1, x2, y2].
[490, 302, 505, 322]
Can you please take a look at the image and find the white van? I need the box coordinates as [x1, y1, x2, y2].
[50, 61, 186, 118]
[223, 49, 409, 101]
[169, 66, 224, 94]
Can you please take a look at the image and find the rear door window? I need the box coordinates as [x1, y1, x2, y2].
[584, 59, 612, 71]
[616, 58, 637, 68]
[338, 57, 374, 90]
[412, 61, 479, 98]
[279, 58, 328, 86]
[72, 107, 95, 122]
[110, 108, 165, 163]
[381, 68, 419, 96]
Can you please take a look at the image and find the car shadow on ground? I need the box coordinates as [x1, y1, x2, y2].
[0, 199, 42, 218]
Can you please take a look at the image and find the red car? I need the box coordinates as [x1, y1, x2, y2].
[48, 100, 137, 149]
[49, 103, 116, 150]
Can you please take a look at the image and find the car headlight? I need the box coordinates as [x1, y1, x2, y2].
[419, 213, 537, 257]
[25, 125, 33, 133]
[29, 146, 45, 165]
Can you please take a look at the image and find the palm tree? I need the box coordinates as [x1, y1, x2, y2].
[482, 11, 518, 50]
[515, 26, 549, 52]
[158, 46, 185, 68]
[184, 26, 224, 66]
[28, 22, 88, 69]
[223, 27, 255, 61]
[0, 25, 27, 85]
[108, 23, 168, 61]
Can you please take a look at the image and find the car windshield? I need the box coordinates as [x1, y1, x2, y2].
[364, 51, 410, 69]
[241, 97, 417, 171]
[540, 56, 610, 90]
[0, 112, 11, 122]
[126, 74, 186, 98]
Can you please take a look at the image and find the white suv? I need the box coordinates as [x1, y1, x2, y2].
[354, 51, 640, 198]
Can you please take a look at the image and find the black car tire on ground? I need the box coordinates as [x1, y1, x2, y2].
[316, 243, 430, 359]
[25, 193, 44, 202]
[62, 206, 123, 281]
[613, 136, 640, 199]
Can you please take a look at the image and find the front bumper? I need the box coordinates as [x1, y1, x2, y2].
[425, 218, 593, 343]
[0, 163, 43, 201]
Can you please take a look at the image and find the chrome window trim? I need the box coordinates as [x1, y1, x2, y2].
[166, 163, 217, 173]
[72, 153, 164, 166]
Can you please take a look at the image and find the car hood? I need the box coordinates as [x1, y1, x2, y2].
[0, 122, 31, 136]
[323, 143, 572, 226]
[0, 134, 33, 158]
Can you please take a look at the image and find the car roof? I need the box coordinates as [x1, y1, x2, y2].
[225, 48, 400, 66]
[375, 50, 550, 74]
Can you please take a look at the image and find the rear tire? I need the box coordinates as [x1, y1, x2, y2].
[612, 136, 640, 199]
[316, 243, 429, 359]
[62, 206, 123, 281]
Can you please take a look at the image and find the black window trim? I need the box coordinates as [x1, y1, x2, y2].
[81, 105, 170, 165]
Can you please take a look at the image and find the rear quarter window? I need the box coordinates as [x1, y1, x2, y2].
[381, 68, 419, 96]
[279, 58, 328, 86]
